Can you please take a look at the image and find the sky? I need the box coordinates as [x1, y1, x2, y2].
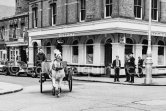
[0, 0, 15, 7]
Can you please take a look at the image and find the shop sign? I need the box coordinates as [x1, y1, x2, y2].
[58, 33, 75, 37]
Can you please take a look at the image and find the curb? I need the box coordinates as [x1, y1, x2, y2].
[73, 78, 166, 86]
[0, 88, 23, 95]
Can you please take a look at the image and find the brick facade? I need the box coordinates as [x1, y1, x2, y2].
[28, 0, 166, 29]
[15, 0, 29, 15]
[67, 0, 78, 24]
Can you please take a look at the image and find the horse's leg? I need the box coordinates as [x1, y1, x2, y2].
[57, 77, 63, 97]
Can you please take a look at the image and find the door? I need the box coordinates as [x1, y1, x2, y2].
[105, 39, 112, 66]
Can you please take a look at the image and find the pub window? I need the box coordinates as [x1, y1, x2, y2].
[32, 7, 38, 28]
[72, 40, 79, 63]
[158, 41, 164, 65]
[134, 0, 142, 19]
[86, 39, 93, 64]
[80, 0, 86, 21]
[152, 0, 158, 21]
[51, 3, 57, 25]
[46, 42, 51, 60]
[142, 39, 148, 61]
[105, 0, 113, 17]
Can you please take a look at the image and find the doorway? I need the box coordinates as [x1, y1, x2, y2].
[105, 39, 112, 66]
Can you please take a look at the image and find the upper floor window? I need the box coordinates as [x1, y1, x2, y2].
[80, 0, 86, 21]
[152, 0, 158, 21]
[134, 0, 142, 19]
[105, 0, 113, 18]
[32, 7, 38, 28]
[51, 3, 57, 25]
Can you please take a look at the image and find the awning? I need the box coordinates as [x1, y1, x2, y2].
[29, 18, 166, 40]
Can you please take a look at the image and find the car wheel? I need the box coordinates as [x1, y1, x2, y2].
[31, 73, 37, 78]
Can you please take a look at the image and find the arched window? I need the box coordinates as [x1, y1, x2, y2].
[158, 40, 164, 65]
[46, 42, 51, 60]
[86, 39, 93, 64]
[125, 38, 133, 55]
[142, 39, 148, 60]
[72, 40, 78, 63]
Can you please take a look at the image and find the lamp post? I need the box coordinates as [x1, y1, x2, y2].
[145, 0, 153, 84]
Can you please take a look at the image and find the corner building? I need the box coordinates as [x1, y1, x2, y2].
[28, 0, 166, 75]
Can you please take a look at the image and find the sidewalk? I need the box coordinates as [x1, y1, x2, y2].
[73, 76, 166, 86]
[0, 82, 23, 95]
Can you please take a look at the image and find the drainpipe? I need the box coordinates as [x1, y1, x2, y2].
[66, 0, 68, 24]
[41, 0, 43, 28]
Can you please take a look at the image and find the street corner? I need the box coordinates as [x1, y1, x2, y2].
[0, 82, 23, 95]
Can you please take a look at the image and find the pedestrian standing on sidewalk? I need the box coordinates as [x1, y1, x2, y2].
[128, 52, 135, 83]
[124, 55, 130, 82]
[112, 56, 121, 82]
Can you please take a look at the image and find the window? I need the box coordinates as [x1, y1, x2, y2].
[142, 39, 148, 61]
[80, 0, 86, 21]
[13, 25, 17, 39]
[51, 3, 57, 25]
[86, 39, 93, 64]
[158, 41, 164, 65]
[105, 0, 112, 17]
[152, 0, 158, 21]
[46, 42, 51, 60]
[32, 7, 38, 28]
[72, 40, 78, 63]
[134, 0, 142, 19]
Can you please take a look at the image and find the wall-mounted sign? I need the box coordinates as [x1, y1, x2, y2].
[58, 33, 75, 37]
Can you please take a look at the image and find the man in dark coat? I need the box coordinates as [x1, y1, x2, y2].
[138, 56, 144, 78]
[128, 52, 135, 83]
[124, 55, 130, 82]
[112, 56, 121, 82]
[36, 48, 46, 67]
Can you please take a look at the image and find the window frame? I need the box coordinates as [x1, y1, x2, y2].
[158, 41, 165, 65]
[32, 7, 38, 28]
[71, 40, 79, 64]
[85, 39, 94, 65]
[152, 0, 158, 21]
[104, 0, 113, 18]
[51, 3, 57, 26]
[80, 0, 86, 22]
[134, 0, 142, 19]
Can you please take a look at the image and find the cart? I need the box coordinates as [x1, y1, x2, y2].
[40, 61, 73, 95]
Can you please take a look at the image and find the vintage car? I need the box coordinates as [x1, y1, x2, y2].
[0, 61, 8, 75]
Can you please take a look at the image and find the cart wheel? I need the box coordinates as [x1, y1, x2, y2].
[52, 86, 55, 96]
[40, 73, 43, 93]
[68, 77, 72, 92]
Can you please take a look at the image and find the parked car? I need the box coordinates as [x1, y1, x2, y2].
[0, 61, 8, 75]
[5, 61, 20, 76]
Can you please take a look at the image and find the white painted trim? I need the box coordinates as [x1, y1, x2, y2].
[29, 18, 166, 39]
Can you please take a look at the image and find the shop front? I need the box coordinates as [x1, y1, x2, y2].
[28, 18, 166, 75]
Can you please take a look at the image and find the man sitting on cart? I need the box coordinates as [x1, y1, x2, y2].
[36, 48, 46, 67]
[36, 48, 46, 80]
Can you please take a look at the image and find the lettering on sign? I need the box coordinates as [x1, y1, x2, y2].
[58, 33, 75, 37]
